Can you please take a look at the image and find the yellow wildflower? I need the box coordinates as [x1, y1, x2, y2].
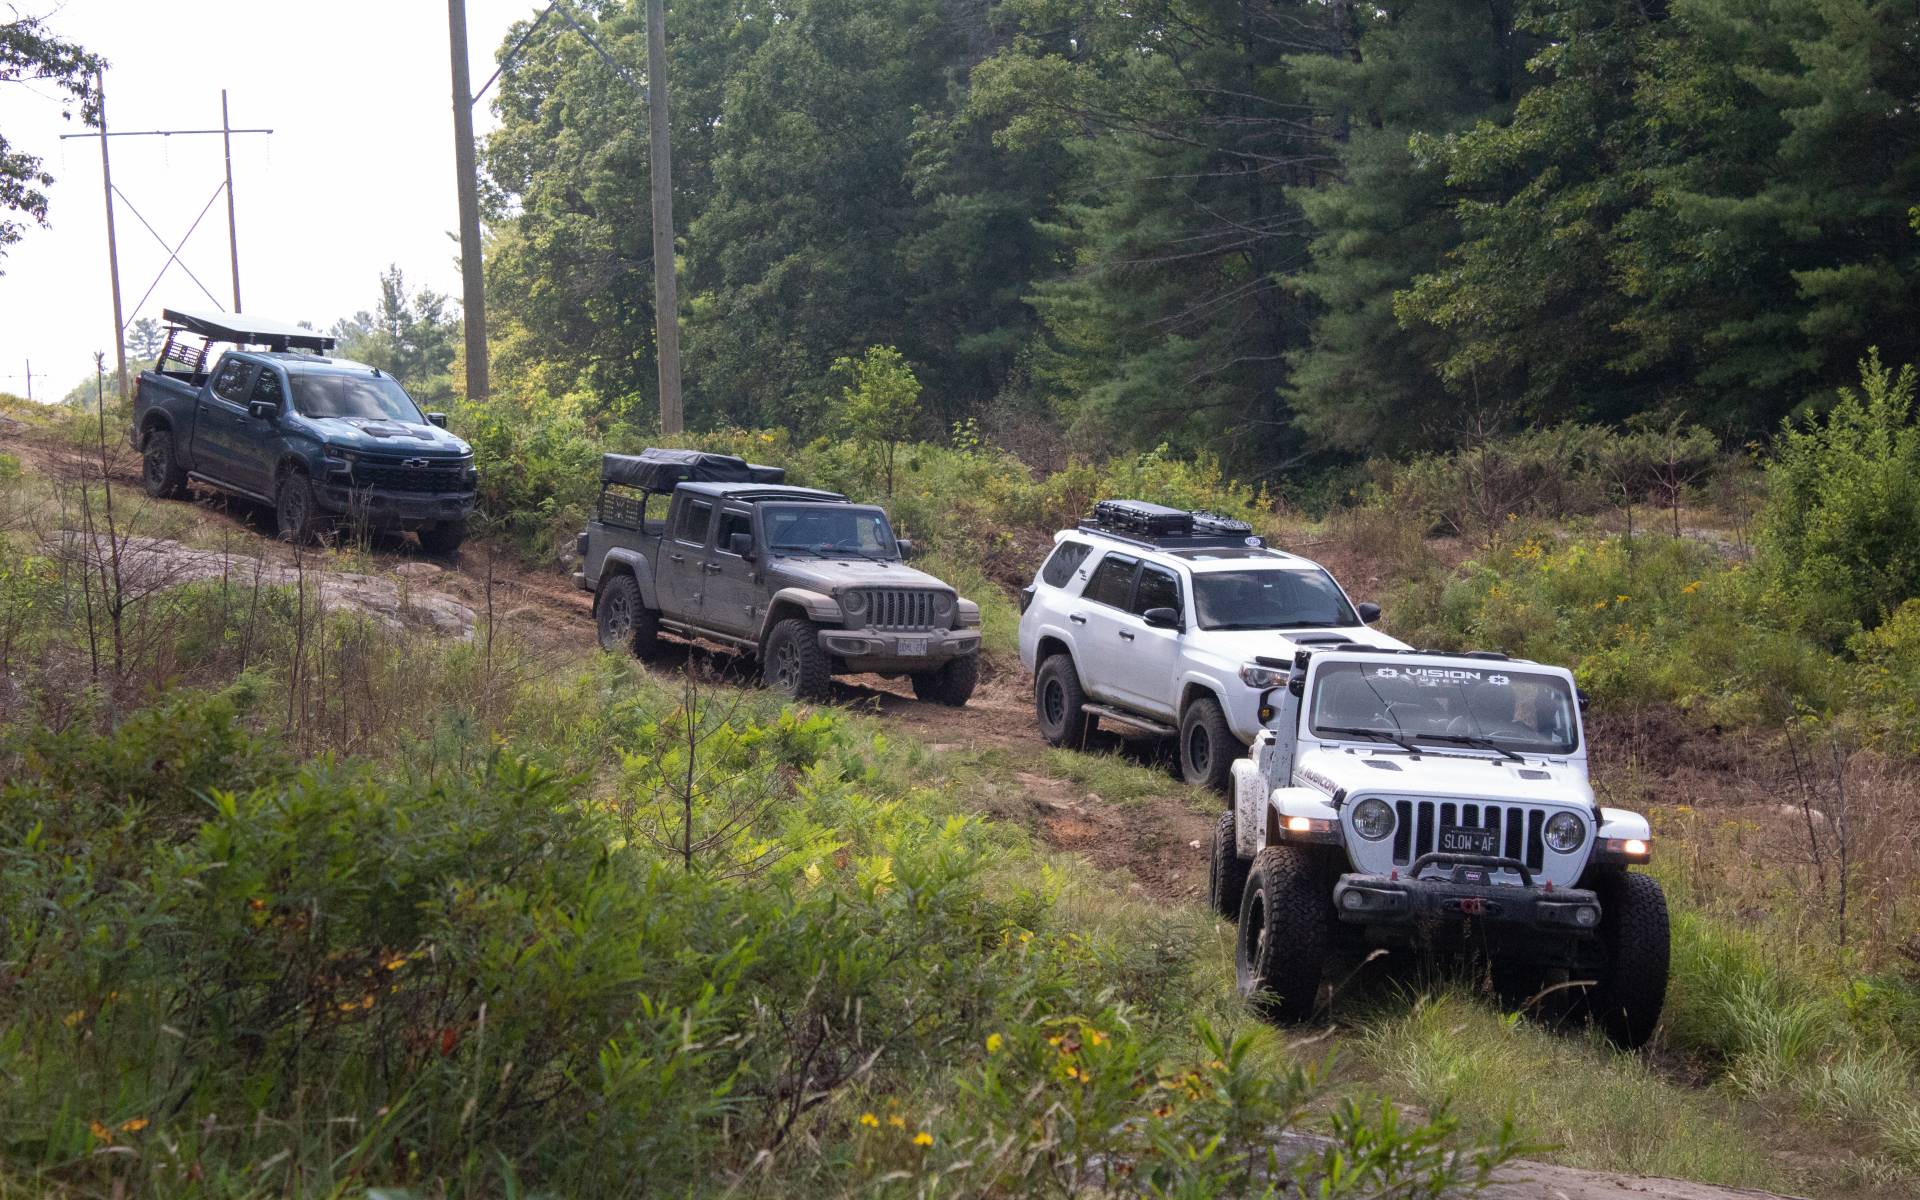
[1087, 1029, 1107, 1047]
[913, 1131, 934, 1147]
[1616, 594, 1630, 603]
[63, 1009, 85, 1028]
[383, 956, 408, 972]
[118, 1117, 149, 1133]
[887, 1115, 906, 1129]
[88, 1121, 113, 1144]
[985, 1033, 1003, 1054]
[858, 1112, 880, 1128]
[1682, 580, 1702, 594]
[1593, 599, 1609, 610]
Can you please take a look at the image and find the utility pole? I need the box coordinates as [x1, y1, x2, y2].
[448, 0, 490, 402]
[24, 360, 32, 404]
[646, 0, 682, 434]
[222, 90, 243, 311]
[96, 69, 129, 405]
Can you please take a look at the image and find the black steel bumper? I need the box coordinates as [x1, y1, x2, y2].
[314, 483, 475, 527]
[1333, 853, 1603, 933]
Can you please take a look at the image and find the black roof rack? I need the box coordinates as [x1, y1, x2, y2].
[161, 307, 336, 353]
[1077, 499, 1265, 550]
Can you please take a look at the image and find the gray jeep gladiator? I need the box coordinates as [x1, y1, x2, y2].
[575, 449, 982, 704]
[129, 308, 476, 552]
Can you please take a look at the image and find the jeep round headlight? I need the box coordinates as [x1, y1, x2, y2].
[841, 590, 866, 615]
[933, 591, 955, 619]
[1351, 798, 1395, 841]
[1544, 812, 1586, 853]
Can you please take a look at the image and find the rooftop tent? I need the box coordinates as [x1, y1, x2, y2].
[161, 308, 337, 353]
[600, 447, 787, 490]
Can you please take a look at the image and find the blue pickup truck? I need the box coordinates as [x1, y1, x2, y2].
[129, 309, 477, 553]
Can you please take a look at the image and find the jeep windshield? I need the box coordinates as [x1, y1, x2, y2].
[763, 505, 898, 558]
[1308, 660, 1580, 757]
[290, 373, 426, 423]
[1193, 568, 1358, 631]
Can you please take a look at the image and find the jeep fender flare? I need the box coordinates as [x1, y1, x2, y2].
[595, 549, 659, 613]
[1597, 808, 1652, 842]
[1240, 785, 1340, 858]
[756, 587, 843, 645]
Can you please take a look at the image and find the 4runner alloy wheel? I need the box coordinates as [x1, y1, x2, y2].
[1034, 654, 1091, 749]
[1582, 871, 1671, 1050]
[764, 617, 832, 702]
[1208, 809, 1250, 922]
[911, 653, 978, 707]
[1236, 845, 1334, 1023]
[142, 430, 187, 500]
[1179, 695, 1237, 793]
[595, 574, 660, 659]
[275, 470, 319, 545]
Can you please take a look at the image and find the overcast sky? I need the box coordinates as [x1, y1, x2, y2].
[0, 0, 535, 399]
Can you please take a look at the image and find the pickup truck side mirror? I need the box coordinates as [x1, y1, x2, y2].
[1357, 601, 1381, 623]
[247, 399, 279, 421]
[426, 412, 449, 428]
[727, 532, 755, 559]
[896, 537, 918, 560]
[1142, 606, 1182, 630]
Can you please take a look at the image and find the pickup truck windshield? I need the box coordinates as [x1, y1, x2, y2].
[763, 505, 897, 557]
[1193, 568, 1358, 631]
[290, 374, 424, 423]
[1308, 660, 1580, 756]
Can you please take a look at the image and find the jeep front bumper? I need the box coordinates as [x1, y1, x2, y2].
[819, 627, 980, 672]
[1333, 857, 1602, 933]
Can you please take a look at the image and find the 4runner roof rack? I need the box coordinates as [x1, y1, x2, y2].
[1078, 499, 1265, 550]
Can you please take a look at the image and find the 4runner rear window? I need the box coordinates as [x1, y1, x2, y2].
[1040, 540, 1093, 587]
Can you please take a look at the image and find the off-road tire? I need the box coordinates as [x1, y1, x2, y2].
[595, 573, 660, 659]
[141, 429, 187, 499]
[1209, 809, 1251, 922]
[1034, 653, 1092, 748]
[274, 469, 319, 545]
[1179, 695, 1237, 793]
[416, 520, 466, 557]
[1236, 845, 1334, 1022]
[765, 617, 832, 702]
[1585, 871, 1670, 1049]
[911, 653, 978, 707]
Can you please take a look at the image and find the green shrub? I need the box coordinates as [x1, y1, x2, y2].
[1847, 598, 1920, 754]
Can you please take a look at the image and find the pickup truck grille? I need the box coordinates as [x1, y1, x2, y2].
[854, 588, 939, 631]
[349, 459, 471, 494]
[1391, 799, 1548, 873]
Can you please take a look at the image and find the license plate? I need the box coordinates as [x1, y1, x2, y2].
[898, 639, 927, 656]
[1439, 826, 1499, 856]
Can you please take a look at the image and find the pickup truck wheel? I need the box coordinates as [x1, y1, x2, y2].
[1179, 696, 1237, 793]
[141, 430, 187, 499]
[416, 521, 466, 557]
[595, 574, 660, 659]
[910, 653, 978, 707]
[1208, 809, 1250, 922]
[274, 470, 319, 545]
[1034, 654, 1092, 749]
[1236, 845, 1333, 1023]
[764, 617, 831, 702]
[1584, 871, 1670, 1050]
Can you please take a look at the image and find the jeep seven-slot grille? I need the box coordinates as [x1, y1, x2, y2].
[1390, 799, 1547, 873]
[855, 588, 938, 631]
[350, 458, 471, 494]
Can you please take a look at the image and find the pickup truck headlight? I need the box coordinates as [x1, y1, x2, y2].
[1239, 662, 1287, 688]
[1544, 812, 1586, 853]
[326, 449, 361, 464]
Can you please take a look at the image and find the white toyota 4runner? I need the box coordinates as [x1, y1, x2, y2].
[1214, 646, 1667, 1048]
[1016, 500, 1408, 789]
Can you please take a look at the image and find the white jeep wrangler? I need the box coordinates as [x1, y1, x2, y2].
[1212, 646, 1668, 1048]
[1016, 500, 1408, 789]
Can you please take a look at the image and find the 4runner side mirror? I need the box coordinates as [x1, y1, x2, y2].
[426, 412, 449, 428]
[247, 399, 279, 420]
[1143, 606, 1182, 630]
[1357, 601, 1381, 623]
[728, 532, 755, 559]
[896, 537, 918, 560]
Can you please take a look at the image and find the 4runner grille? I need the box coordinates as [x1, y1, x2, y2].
[1391, 799, 1547, 873]
[855, 588, 938, 631]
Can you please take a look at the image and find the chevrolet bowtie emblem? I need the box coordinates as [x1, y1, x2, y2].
[404, 458, 429, 468]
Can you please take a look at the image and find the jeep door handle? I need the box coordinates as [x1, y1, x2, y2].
[1118, 630, 1135, 641]
[703, 562, 723, 574]
[1068, 613, 1087, 625]
[669, 554, 684, 564]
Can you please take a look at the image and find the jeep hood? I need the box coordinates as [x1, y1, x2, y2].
[1199, 625, 1411, 661]
[769, 557, 954, 594]
[1293, 745, 1593, 810]
[306, 417, 471, 458]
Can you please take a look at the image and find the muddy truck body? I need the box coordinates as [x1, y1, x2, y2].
[576, 449, 982, 704]
[129, 309, 476, 553]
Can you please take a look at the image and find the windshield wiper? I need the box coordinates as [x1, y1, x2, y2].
[1318, 725, 1420, 755]
[1412, 732, 1525, 762]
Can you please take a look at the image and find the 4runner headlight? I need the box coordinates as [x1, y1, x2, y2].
[1239, 662, 1287, 688]
[1544, 812, 1586, 853]
[1351, 798, 1395, 841]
